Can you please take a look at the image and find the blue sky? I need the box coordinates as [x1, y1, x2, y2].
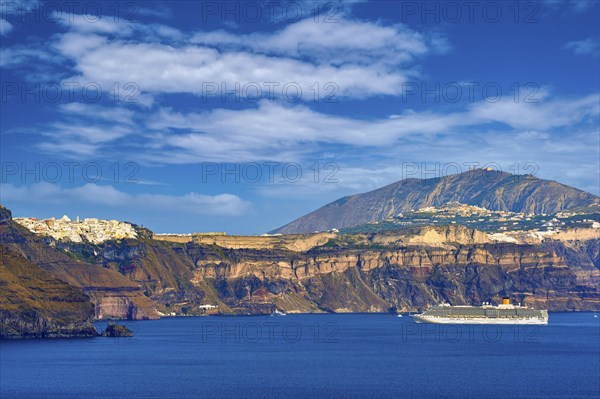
[1, 0, 599, 234]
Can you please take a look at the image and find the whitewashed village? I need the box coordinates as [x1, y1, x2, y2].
[14, 215, 138, 244]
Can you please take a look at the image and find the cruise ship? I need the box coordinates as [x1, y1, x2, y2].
[411, 298, 548, 325]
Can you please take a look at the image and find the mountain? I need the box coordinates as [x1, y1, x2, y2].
[272, 169, 600, 234]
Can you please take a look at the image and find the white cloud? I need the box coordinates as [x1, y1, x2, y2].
[136, 5, 173, 19]
[52, 12, 184, 41]
[24, 90, 600, 164]
[542, 0, 598, 13]
[0, 0, 41, 35]
[53, 32, 412, 100]
[564, 38, 600, 57]
[255, 125, 600, 199]
[138, 92, 599, 163]
[0, 12, 440, 101]
[1, 3, 597, 196]
[59, 103, 136, 126]
[0, 46, 61, 68]
[467, 92, 600, 129]
[0, 18, 12, 35]
[1, 183, 251, 216]
[41, 123, 133, 144]
[36, 141, 100, 157]
[569, 0, 597, 13]
[191, 17, 440, 66]
[24, 104, 141, 157]
[27, 103, 139, 157]
[54, 13, 134, 35]
[254, 0, 368, 23]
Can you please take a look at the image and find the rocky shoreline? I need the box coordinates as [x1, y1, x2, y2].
[1, 203, 599, 339]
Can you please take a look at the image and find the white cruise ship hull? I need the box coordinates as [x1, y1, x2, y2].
[411, 314, 548, 325]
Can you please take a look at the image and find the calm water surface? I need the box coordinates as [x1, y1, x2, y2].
[1, 313, 599, 399]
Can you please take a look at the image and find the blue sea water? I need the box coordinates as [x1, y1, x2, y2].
[1, 313, 599, 399]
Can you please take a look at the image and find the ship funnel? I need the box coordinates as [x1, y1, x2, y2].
[502, 297, 510, 305]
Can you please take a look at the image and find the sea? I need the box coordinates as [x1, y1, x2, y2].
[1, 313, 599, 399]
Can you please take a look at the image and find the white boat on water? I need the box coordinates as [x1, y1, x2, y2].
[411, 298, 548, 325]
[271, 309, 287, 316]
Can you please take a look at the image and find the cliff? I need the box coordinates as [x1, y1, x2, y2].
[182, 228, 599, 313]
[2, 201, 599, 333]
[272, 169, 599, 234]
[0, 207, 97, 339]
[73, 224, 599, 314]
[0, 206, 160, 323]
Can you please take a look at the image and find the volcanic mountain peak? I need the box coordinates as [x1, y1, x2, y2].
[272, 169, 599, 234]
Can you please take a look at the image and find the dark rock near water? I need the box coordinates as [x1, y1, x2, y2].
[101, 322, 134, 337]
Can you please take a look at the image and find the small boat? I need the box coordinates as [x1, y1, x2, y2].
[271, 309, 287, 316]
[397, 314, 403, 318]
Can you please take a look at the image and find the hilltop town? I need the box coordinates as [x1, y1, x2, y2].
[10, 201, 599, 246]
[14, 215, 137, 244]
[341, 202, 600, 236]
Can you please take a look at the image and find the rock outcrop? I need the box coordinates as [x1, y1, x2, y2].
[101, 322, 133, 337]
[0, 206, 12, 224]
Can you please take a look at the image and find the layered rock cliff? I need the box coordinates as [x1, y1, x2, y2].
[2, 201, 599, 334]
[75, 224, 599, 314]
[182, 232, 599, 313]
